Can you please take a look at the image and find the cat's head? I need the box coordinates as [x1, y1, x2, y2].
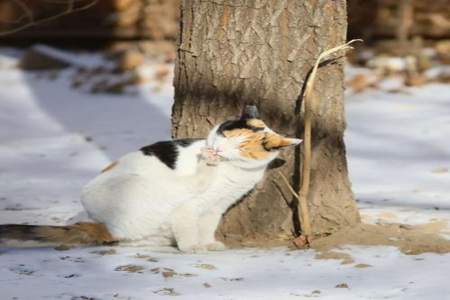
[207, 107, 301, 168]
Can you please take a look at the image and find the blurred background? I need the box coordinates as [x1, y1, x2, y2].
[0, 0, 448, 89]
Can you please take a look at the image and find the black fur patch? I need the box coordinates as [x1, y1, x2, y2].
[173, 138, 202, 147]
[140, 138, 202, 169]
[267, 158, 286, 169]
[0, 224, 42, 241]
[217, 119, 264, 136]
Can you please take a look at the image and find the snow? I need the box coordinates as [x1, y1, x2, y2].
[347, 84, 450, 232]
[3, 246, 450, 300]
[1, 49, 450, 299]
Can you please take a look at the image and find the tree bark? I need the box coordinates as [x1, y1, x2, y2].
[172, 0, 360, 245]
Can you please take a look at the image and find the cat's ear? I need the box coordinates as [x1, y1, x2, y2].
[263, 133, 302, 150]
[240, 105, 259, 120]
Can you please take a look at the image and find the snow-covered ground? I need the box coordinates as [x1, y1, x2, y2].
[0, 49, 449, 299]
[347, 83, 450, 234]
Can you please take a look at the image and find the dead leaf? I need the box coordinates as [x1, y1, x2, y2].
[153, 288, 180, 296]
[194, 263, 217, 270]
[315, 251, 354, 265]
[91, 249, 117, 256]
[432, 167, 448, 174]
[115, 264, 145, 273]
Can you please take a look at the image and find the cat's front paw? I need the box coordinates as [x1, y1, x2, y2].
[178, 244, 207, 253]
[200, 147, 221, 166]
[205, 241, 226, 251]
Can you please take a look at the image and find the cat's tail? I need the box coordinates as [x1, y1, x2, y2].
[0, 222, 118, 247]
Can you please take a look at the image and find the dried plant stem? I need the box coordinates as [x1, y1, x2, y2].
[297, 39, 362, 238]
[278, 172, 300, 202]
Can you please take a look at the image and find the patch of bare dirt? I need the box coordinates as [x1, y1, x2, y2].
[194, 263, 217, 270]
[150, 267, 197, 278]
[133, 253, 159, 262]
[153, 288, 180, 297]
[224, 221, 450, 265]
[311, 222, 450, 256]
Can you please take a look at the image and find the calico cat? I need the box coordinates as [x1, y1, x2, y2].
[0, 108, 301, 252]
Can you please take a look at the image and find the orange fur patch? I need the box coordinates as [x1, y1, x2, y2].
[34, 223, 116, 244]
[101, 161, 118, 173]
[223, 128, 254, 138]
[0, 222, 117, 245]
[239, 133, 271, 159]
[264, 133, 296, 149]
[246, 118, 266, 129]
[72, 222, 116, 243]
[238, 132, 297, 159]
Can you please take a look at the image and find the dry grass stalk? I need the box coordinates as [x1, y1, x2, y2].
[299, 39, 362, 237]
[281, 39, 362, 243]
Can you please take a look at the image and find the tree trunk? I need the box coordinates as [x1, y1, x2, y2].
[172, 0, 360, 245]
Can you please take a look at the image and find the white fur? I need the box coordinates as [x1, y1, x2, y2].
[81, 125, 297, 252]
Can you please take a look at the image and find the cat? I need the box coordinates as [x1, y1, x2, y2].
[0, 108, 301, 252]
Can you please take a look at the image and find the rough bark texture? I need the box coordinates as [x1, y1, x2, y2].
[172, 0, 360, 244]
